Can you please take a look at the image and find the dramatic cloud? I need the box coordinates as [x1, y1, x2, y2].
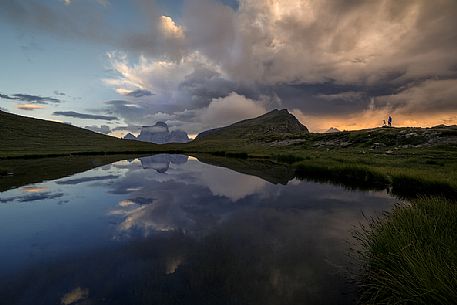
[377, 79, 457, 114]
[53, 111, 118, 121]
[2, 0, 456, 131]
[97, 0, 457, 132]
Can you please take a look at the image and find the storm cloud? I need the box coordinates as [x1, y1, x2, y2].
[99, 0, 457, 132]
[2, 0, 457, 132]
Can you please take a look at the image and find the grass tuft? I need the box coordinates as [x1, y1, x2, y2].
[355, 197, 457, 305]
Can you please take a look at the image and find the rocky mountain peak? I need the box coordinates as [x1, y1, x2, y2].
[123, 122, 189, 144]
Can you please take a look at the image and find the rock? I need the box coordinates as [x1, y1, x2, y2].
[372, 142, 386, 149]
[123, 133, 137, 140]
[405, 132, 418, 138]
[169, 130, 190, 143]
[339, 142, 351, 147]
[140, 154, 188, 173]
[385, 150, 393, 154]
[137, 122, 190, 144]
[326, 127, 341, 133]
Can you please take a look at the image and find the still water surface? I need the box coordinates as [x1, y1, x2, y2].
[0, 154, 395, 305]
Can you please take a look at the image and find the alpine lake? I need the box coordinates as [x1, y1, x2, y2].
[0, 154, 397, 305]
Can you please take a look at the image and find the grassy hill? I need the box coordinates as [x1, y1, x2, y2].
[0, 110, 159, 158]
[195, 109, 308, 142]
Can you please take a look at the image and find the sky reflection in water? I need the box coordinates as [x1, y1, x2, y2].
[0, 154, 396, 305]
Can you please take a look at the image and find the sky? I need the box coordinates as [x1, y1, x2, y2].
[1, 0, 457, 137]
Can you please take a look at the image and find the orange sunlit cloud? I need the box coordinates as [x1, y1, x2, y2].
[21, 186, 48, 193]
[17, 104, 46, 111]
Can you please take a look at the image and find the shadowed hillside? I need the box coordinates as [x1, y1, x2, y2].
[0, 110, 159, 158]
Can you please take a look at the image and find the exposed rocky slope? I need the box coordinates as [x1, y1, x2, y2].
[123, 133, 136, 140]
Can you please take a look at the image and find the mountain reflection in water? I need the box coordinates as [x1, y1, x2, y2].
[0, 154, 396, 305]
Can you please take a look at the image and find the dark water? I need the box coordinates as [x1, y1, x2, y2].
[0, 154, 395, 305]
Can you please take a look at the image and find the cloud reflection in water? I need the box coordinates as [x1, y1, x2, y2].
[0, 154, 396, 305]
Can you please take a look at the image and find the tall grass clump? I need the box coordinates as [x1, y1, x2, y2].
[355, 197, 457, 305]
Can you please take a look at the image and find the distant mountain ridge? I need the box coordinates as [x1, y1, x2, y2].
[326, 127, 341, 133]
[195, 109, 309, 141]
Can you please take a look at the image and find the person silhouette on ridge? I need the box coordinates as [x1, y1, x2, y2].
[388, 115, 392, 127]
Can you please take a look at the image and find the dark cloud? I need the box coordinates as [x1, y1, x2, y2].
[13, 94, 60, 104]
[0, 0, 115, 45]
[0, 93, 61, 104]
[84, 125, 111, 134]
[125, 89, 153, 98]
[0, 93, 14, 100]
[53, 111, 118, 121]
[111, 125, 142, 133]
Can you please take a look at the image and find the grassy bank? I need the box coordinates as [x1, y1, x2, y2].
[355, 197, 457, 304]
[190, 145, 457, 200]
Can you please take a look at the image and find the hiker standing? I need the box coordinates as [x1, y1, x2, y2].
[388, 116, 392, 127]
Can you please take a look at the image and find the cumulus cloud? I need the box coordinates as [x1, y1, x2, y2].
[160, 16, 184, 39]
[198, 92, 267, 128]
[53, 111, 118, 121]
